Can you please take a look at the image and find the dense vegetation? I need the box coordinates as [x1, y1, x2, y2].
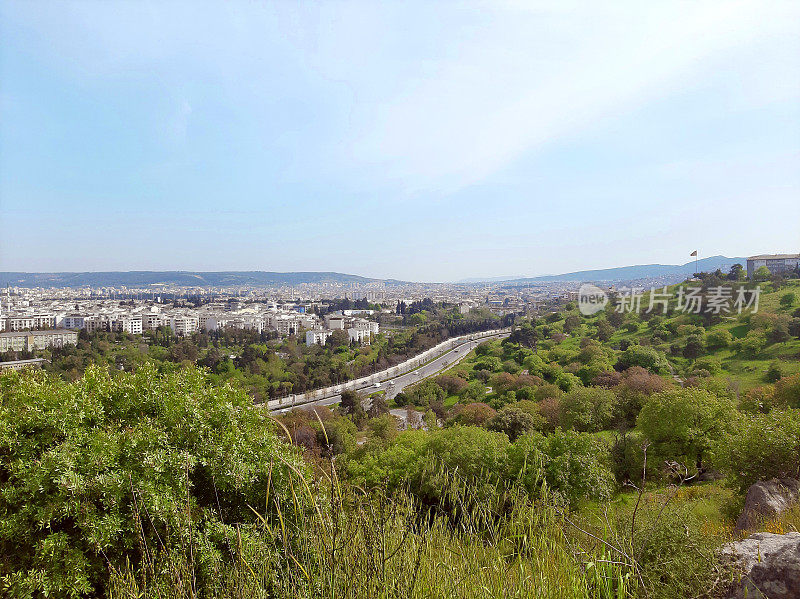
[1, 301, 511, 402]
[2, 273, 799, 597]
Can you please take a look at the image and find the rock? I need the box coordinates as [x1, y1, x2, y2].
[722, 532, 800, 599]
[736, 478, 800, 531]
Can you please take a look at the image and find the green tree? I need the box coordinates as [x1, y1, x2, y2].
[727, 263, 745, 281]
[0, 364, 306, 596]
[705, 328, 732, 351]
[340, 389, 367, 423]
[616, 345, 670, 374]
[486, 406, 541, 441]
[713, 409, 800, 493]
[507, 429, 615, 506]
[780, 292, 797, 309]
[559, 387, 615, 432]
[753, 265, 771, 281]
[637, 388, 736, 475]
[682, 334, 705, 362]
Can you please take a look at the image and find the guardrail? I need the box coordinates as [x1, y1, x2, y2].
[265, 327, 511, 411]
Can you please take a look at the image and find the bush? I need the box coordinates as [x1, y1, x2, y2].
[765, 362, 783, 383]
[637, 387, 737, 476]
[508, 429, 615, 506]
[0, 365, 306, 596]
[774, 374, 800, 408]
[713, 409, 800, 493]
[487, 406, 542, 441]
[615, 345, 670, 374]
[447, 402, 496, 427]
[705, 328, 732, 350]
[559, 387, 615, 432]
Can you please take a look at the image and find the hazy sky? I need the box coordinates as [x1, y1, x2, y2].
[1, 1, 798, 282]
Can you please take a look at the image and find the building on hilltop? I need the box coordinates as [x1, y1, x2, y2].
[746, 253, 800, 279]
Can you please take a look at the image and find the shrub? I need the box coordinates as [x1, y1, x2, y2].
[508, 429, 615, 506]
[0, 365, 306, 596]
[765, 362, 783, 383]
[434, 374, 468, 395]
[705, 328, 732, 350]
[615, 345, 670, 374]
[487, 406, 542, 441]
[637, 387, 737, 476]
[774, 374, 800, 408]
[559, 387, 615, 432]
[447, 402, 496, 427]
[713, 409, 800, 493]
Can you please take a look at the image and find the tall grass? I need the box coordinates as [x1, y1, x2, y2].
[106, 449, 728, 599]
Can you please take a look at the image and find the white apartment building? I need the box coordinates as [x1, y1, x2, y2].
[0, 314, 57, 331]
[351, 319, 379, 334]
[306, 329, 333, 346]
[3, 316, 34, 331]
[169, 316, 199, 336]
[347, 327, 371, 344]
[62, 315, 87, 329]
[0, 330, 79, 352]
[111, 316, 143, 335]
[140, 313, 163, 331]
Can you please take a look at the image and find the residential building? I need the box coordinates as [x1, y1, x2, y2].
[306, 329, 333, 346]
[0, 330, 79, 352]
[347, 327, 371, 344]
[747, 254, 800, 279]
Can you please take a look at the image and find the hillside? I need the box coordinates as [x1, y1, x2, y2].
[463, 255, 746, 284]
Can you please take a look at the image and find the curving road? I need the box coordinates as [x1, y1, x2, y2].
[271, 329, 510, 414]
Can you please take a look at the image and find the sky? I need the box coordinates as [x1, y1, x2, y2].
[0, 1, 798, 282]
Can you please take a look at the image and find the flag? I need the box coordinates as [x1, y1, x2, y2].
[690, 250, 698, 256]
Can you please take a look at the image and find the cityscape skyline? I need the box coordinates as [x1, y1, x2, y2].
[1, 1, 799, 280]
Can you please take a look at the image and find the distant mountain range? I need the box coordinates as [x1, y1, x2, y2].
[462, 256, 746, 285]
[0, 256, 747, 288]
[0, 271, 393, 288]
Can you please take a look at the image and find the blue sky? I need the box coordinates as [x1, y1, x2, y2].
[1, 1, 798, 282]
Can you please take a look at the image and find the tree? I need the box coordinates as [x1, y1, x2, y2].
[682, 334, 705, 362]
[368, 393, 390, 418]
[780, 292, 797, 309]
[507, 429, 615, 507]
[727, 263, 745, 281]
[447, 403, 496, 426]
[714, 409, 800, 493]
[768, 320, 791, 344]
[486, 407, 540, 441]
[563, 314, 581, 333]
[705, 328, 732, 350]
[596, 319, 614, 342]
[0, 364, 307, 596]
[773, 374, 800, 409]
[607, 311, 624, 328]
[508, 321, 541, 350]
[637, 388, 736, 475]
[559, 387, 615, 432]
[340, 389, 366, 423]
[753, 265, 771, 281]
[615, 345, 670, 374]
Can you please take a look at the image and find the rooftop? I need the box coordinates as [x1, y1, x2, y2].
[747, 254, 799, 260]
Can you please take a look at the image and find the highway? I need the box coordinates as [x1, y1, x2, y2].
[271, 329, 510, 414]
